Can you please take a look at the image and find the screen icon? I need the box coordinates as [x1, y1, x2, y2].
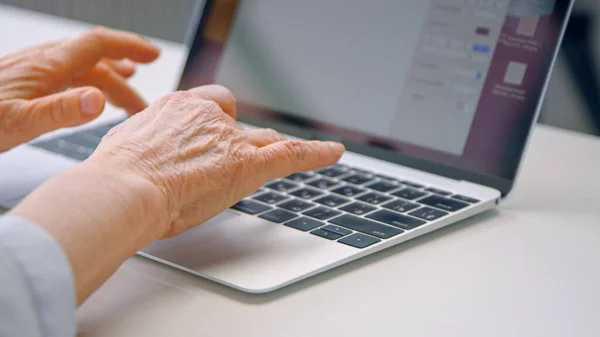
[504, 61, 528, 86]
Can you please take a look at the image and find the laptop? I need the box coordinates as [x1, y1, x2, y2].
[0, 0, 573, 293]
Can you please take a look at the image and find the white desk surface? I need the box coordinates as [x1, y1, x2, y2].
[1, 5, 599, 337]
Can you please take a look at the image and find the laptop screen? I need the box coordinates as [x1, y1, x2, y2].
[179, 0, 572, 195]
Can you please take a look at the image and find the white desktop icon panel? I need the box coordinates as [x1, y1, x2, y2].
[504, 61, 528, 86]
[517, 15, 541, 36]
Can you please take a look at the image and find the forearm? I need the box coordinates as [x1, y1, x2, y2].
[9, 161, 165, 304]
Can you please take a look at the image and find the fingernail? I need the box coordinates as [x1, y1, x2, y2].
[122, 59, 135, 69]
[327, 142, 345, 151]
[80, 90, 103, 116]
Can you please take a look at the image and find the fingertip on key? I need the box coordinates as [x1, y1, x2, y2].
[326, 141, 345, 155]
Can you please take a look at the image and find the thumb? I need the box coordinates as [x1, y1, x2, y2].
[0, 87, 106, 152]
[24, 87, 106, 134]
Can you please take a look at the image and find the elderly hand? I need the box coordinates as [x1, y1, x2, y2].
[0, 27, 160, 152]
[11, 85, 345, 303]
[93, 84, 345, 238]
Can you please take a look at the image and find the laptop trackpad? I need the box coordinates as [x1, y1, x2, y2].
[141, 210, 356, 293]
[0, 145, 78, 208]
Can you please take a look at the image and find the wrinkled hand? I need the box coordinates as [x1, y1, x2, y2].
[89, 85, 344, 238]
[0, 27, 160, 152]
[10, 84, 344, 303]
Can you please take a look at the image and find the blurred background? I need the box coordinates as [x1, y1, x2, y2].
[1, 0, 599, 136]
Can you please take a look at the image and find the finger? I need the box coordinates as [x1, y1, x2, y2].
[188, 84, 237, 119]
[245, 128, 287, 147]
[49, 26, 161, 76]
[258, 140, 345, 178]
[24, 41, 138, 76]
[72, 63, 146, 115]
[8, 87, 105, 142]
[101, 59, 136, 78]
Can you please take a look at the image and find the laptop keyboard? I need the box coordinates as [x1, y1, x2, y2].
[237, 163, 482, 249]
[31, 120, 123, 161]
[31, 121, 481, 250]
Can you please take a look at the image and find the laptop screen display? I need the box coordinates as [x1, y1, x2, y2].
[179, 0, 571, 194]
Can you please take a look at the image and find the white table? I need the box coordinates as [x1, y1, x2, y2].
[1, 5, 600, 337]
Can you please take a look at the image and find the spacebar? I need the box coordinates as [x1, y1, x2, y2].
[329, 214, 403, 239]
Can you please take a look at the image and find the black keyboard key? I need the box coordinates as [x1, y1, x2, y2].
[339, 202, 377, 215]
[285, 217, 324, 232]
[311, 228, 343, 240]
[338, 233, 381, 249]
[260, 209, 298, 223]
[306, 178, 339, 189]
[253, 192, 289, 205]
[287, 172, 314, 181]
[366, 180, 400, 192]
[392, 188, 428, 200]
[278, 199, 315, 213]
[232, 199, 273, 215]
[367, 210, 426, 230]
[315, 195, 350, 207]
[32, 138, 93, 161]
[452, 195, 480, 203]
[332, 185, 365, 197]
[382, 199, 419, 213]
[425, 188, 452, 196]
[376, 173, 398, 181]
[316, 165, 348, 177]
[409, 207, 448, 221]
[342, 174, 374, 185]
[266, 180, 298, 192]
[330, 214, 403, 239]
[322, 225, 352, 237]
[357, 192, 392, 205]
[401, 180, 425, 189]
[290, 188, 324, 200]
[419, 195, 469, 212]
[303, 207, 342, 220]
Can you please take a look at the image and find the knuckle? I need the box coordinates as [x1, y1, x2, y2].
[50, 97, 69, 125]
[0, 103, 17, 135]
[284, 140, 306, 161]
[158, 91, 189, 105]
[0, 101, 35, 135]
[82, 27, 108, 47]
[263, 128, 281, 137]
[88, 26, 110, 38]
[243, 145, 260, 164]
[262, 128, 286, 143]
[44, 56, 68, 79]
[229, 142, 249, 163]
[199, 99, 223, 116]
[95, 62, 112, 74]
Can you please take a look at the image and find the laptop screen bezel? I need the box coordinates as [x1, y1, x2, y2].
[179, 0, 574, 197]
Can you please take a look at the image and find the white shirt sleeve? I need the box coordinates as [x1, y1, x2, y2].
[0, 215, 76, 337]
